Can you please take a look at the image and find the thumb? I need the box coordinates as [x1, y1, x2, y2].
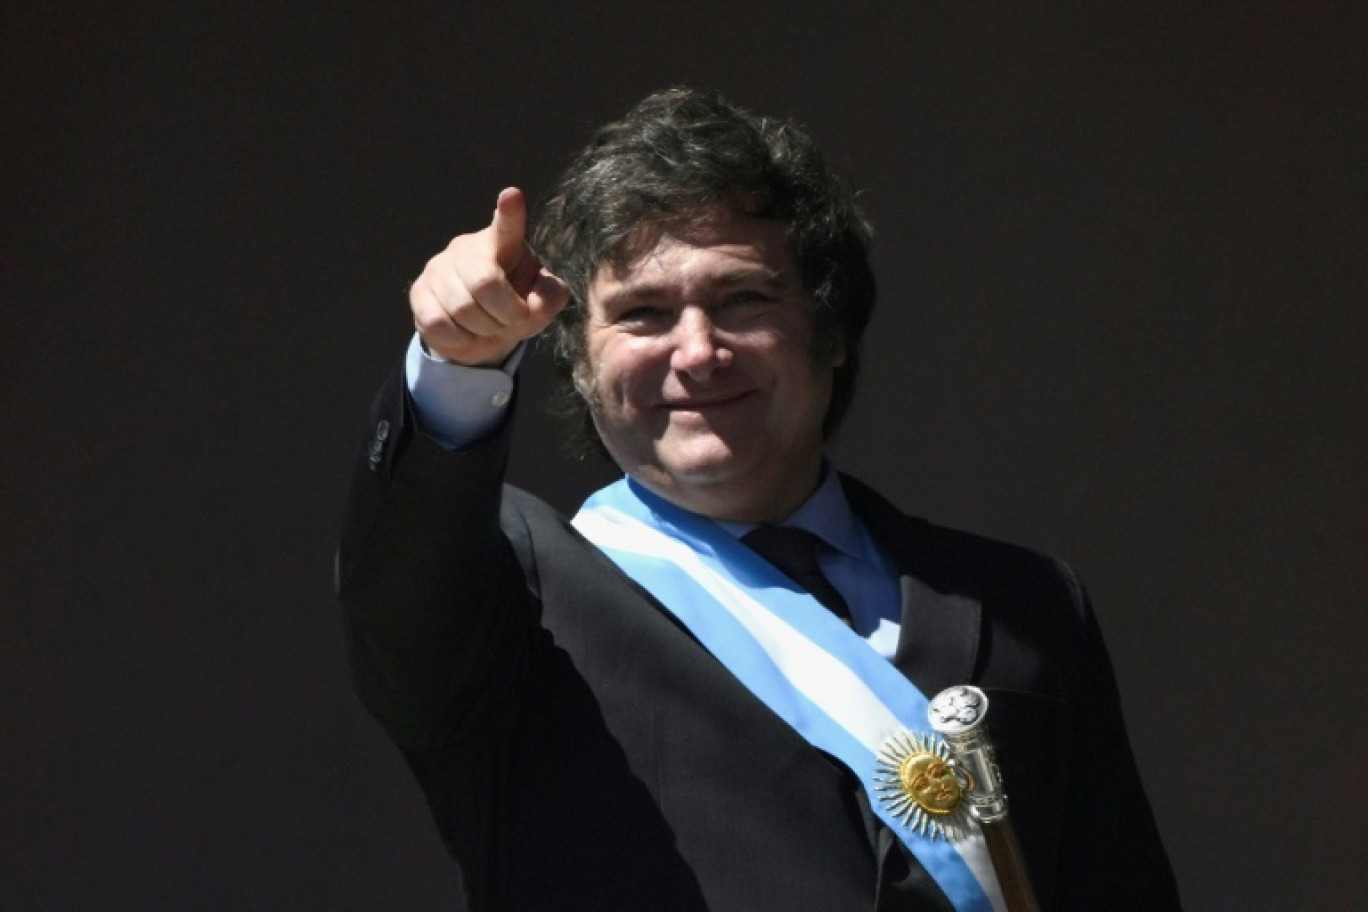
[526, 270, 571, 325]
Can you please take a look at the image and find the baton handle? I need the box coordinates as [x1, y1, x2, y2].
[928, 686, 1041, 912]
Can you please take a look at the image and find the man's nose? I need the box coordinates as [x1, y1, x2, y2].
[670, 307, 731, 378]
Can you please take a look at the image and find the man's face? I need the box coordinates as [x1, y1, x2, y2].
[581, 209, 843, 523]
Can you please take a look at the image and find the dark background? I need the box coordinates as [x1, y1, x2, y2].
[4, 2, 1365, 909]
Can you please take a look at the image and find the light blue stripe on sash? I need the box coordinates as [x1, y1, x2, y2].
[574, 479, 1003, 912]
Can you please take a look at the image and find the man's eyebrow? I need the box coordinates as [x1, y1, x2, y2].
[595, 283, 670, 310]
[713, 266, 788, 288]
[603, 266, 789, 303]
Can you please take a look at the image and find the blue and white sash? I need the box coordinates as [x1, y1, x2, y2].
[573, 479, 1005, 912]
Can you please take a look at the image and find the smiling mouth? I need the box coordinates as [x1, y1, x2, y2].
[660, 391, 752, 412]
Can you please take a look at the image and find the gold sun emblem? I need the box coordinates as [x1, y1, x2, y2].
[873, 730, 975, 841]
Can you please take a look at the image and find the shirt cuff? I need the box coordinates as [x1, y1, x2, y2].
[404, 333, 524, 450]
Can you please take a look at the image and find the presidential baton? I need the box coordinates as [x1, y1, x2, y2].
[928, 686, 1041, 912]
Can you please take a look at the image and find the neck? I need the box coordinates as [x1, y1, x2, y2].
[629, 457, 825, 525]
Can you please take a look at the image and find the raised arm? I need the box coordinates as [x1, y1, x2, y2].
[338, 190, 567, 754]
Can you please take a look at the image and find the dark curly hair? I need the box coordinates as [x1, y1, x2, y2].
[531, 87, 876, 457]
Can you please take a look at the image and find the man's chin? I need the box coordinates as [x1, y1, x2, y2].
[658, 436, 750, 481]
[627, 442, 750, 496]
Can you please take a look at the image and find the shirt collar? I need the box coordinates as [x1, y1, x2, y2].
[717, 465, 863, 561]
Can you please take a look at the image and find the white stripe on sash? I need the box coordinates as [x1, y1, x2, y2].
[573, 480, 1005, 912]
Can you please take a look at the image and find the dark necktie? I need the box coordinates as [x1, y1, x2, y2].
[742, 525, 852, 624]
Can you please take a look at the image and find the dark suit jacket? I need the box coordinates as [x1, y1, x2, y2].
[337, 370, 1180, 911]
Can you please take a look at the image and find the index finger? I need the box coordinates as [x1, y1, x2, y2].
[491, 187, 528, 271]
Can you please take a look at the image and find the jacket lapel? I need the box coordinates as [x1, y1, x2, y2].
[838, 475, 987, 907]
[838, 474, 982, 697]
[891, 574, 981, 697]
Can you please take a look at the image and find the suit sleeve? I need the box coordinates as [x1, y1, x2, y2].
[335, 364, 534, 757]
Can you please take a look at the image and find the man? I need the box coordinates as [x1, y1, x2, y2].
[337, 88, 1180, 911]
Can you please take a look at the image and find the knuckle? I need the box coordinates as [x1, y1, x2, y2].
[413, 307, 446, 336]
[463, 262, 505, 299]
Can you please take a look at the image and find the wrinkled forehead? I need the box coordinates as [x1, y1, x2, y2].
[590, 204, 796, 288]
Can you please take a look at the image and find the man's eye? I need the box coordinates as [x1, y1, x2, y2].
[717, 291, 775, 315]
[724, 290, 772, 307]
[617, 306, 668, 325]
